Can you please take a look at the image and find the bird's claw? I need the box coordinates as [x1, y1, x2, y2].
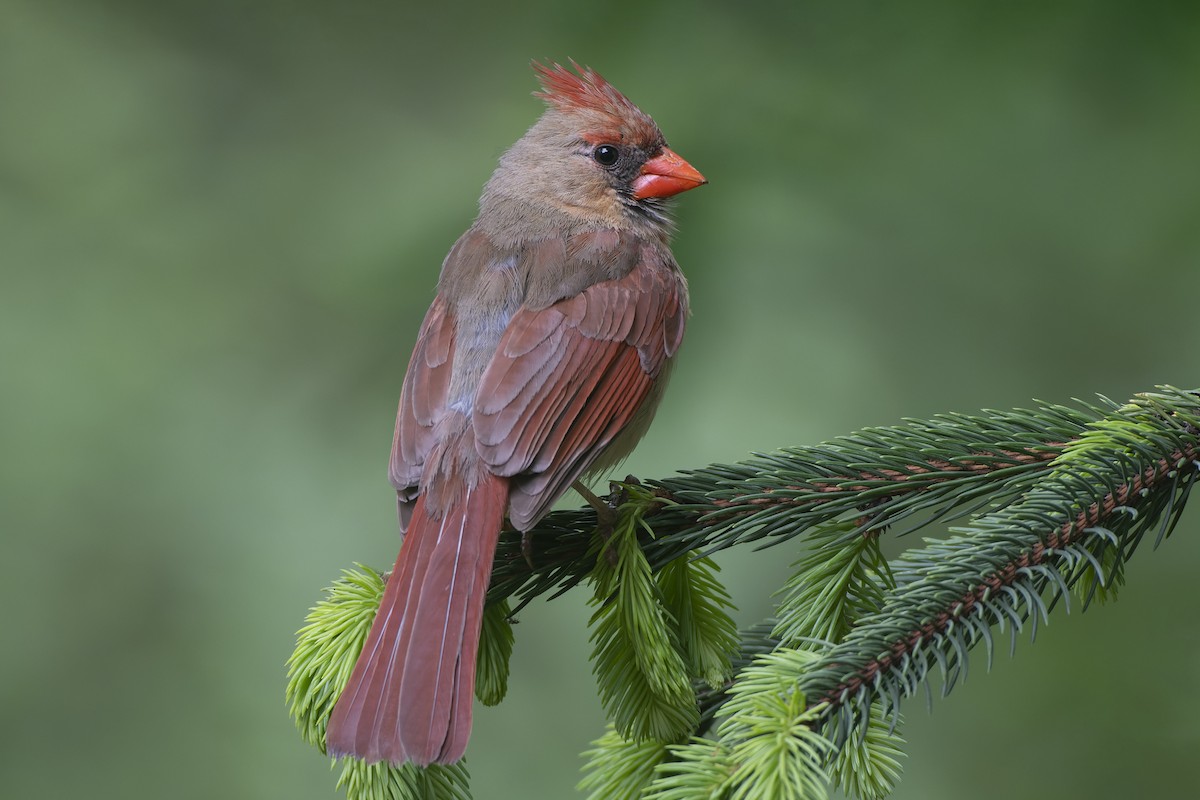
[521, 529, 536, 571]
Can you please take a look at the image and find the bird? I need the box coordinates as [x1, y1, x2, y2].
[325, 60, 706, 766]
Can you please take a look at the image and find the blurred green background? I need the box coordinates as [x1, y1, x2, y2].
[5, 1, 1200, 798]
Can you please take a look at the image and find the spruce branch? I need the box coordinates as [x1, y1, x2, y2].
[287, 566, 383, 751]
[657, 551, 740, 689]
[291, 386, 1200, 799]
[586, 483, 702, 743]
[828, 703, 905, 800]
[701, 647, 833, 800]
[794, 388, 1200, 740]
[475, 598, 514, 706]
[772, 522, 893, 648]
[643, 737, 735, 800]
[578, 727, 671, 800]
[334, 760, 472, 800]
[486, 401, 1093, 607]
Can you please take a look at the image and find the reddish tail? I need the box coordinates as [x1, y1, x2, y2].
[326, 472, 508, 765]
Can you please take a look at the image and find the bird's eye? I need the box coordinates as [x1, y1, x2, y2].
[592, 145, 620, 166]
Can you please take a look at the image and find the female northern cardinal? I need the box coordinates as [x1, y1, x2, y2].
[325, 61, 706, 765]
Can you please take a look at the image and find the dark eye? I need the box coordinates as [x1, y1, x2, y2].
[592, 145, 620, 166]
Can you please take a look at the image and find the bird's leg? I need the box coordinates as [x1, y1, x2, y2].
[520, 482, 620, 568]
[512, 521, 537, 571]
[572, 479, 623, 567]
[573, 479, 618, 535]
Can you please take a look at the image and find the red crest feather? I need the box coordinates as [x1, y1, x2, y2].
[532, 60, 647, 122]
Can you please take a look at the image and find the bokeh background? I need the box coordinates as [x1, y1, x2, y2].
[5, 1, 1200, 798]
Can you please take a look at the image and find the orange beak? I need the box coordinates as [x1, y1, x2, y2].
[632, 147, 707, 200]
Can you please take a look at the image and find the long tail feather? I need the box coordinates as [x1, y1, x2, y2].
[326, 472, 508, 764]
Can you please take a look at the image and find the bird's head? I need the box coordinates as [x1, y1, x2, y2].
[480, 61, 706, 238]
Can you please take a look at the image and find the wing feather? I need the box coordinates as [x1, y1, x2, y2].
[473, 246, 686, 529]
[390, 296, 456, 513]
